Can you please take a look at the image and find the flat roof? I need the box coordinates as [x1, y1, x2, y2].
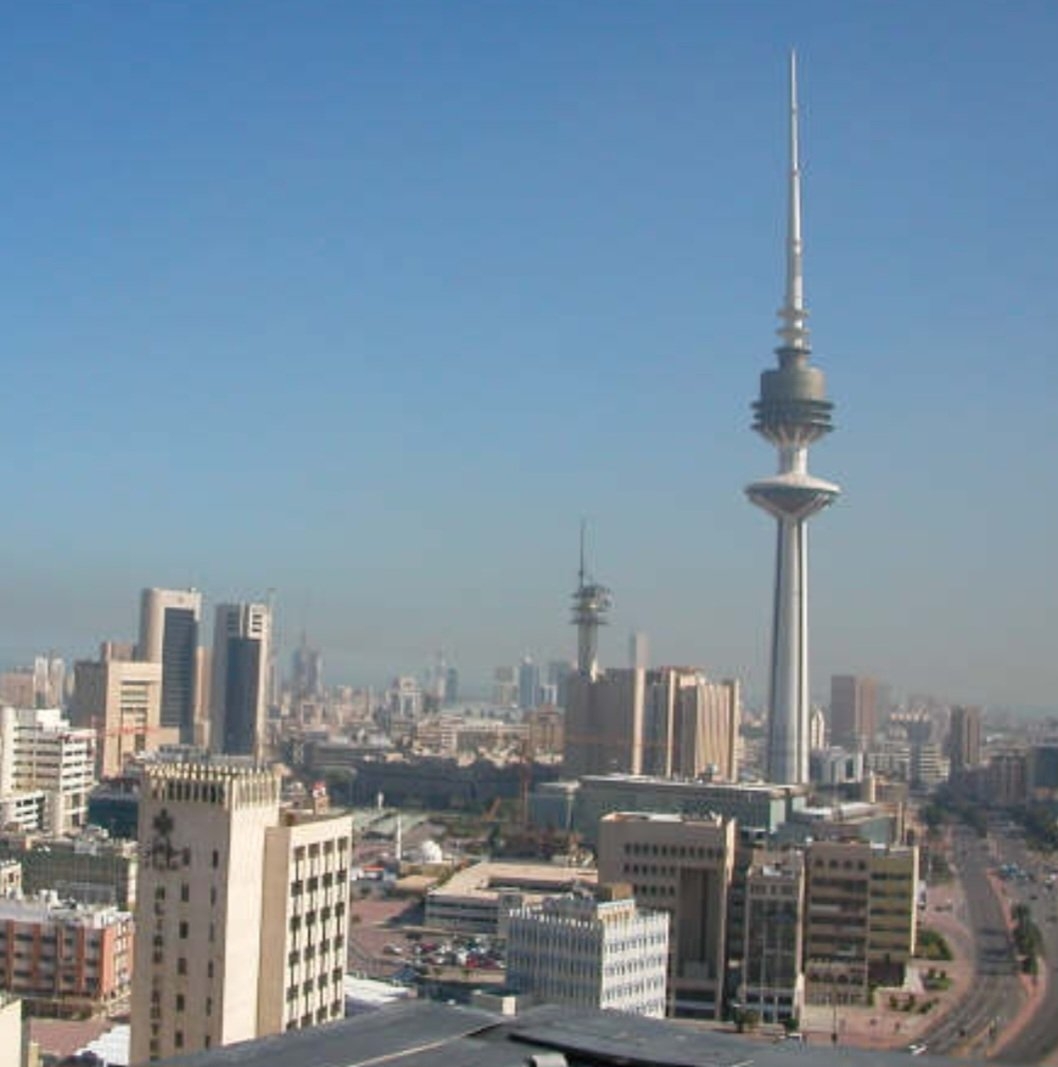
[151, 998, 968, 1067]
[429, 861, 597, 901]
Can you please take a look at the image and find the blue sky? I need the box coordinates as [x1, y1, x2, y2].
[0, 2, 1054, 710]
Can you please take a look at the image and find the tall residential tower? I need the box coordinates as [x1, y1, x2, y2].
[746, 55, 840, 785]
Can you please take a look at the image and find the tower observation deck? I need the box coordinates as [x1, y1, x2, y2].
[571, 522, 611, 681]
[745, 54, 840, 786]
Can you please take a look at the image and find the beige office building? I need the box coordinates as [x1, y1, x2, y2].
[597, 811, 735, 1019]
[564, 668, 646, 777]
[804, 839, 918, 1004]
[130, 760, 352, 1064]
[139, 588, 203, 746]
[829, 676, 878, 752]
[641, 670, 740, 781]
[72, 654, 164, 777]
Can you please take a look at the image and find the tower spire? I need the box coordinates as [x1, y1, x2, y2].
[777, 49, 809, 358]
[746, 54, 840, 787]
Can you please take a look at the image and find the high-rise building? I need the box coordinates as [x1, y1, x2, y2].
[492, 666, 518, 708]
[130, 760, 352, 1063]
[564, 668, 645, 778]
[745, 55, 840, 785]
[518, 656, 540, 711]
[628, 632, 650, 670]
[597, 811, 735, 1019]
[809, 705, 827, 750]
[444, 666, 459, 706]
[210, 602, 272, 759]
[829, 675, 878, 752]
[641, 670, 740, 781]
[290, 634, 324, 705]
[506, 885, 669, 1017]
[72, 648, 163, 777]
[33, 655, 66, 708]
[947, 705, 982, 775]
[139, 589, 203, 745]
[546, 660, 573, 709]
[740, 851, 805, 1023]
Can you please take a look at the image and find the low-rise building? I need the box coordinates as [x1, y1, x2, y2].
[0, 896, 133, 1017]
[506, 885, 668, 1017]
[0, 831, 138, 909]
[424, 861, 597, 936]
[572, 775, 802, 845]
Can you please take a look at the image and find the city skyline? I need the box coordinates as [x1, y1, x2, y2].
[0, 4, 1054, 711]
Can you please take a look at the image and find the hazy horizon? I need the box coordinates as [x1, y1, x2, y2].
[0, 3, 1054, 713]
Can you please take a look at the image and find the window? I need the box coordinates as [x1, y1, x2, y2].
[154, 886, 166, 901]
[177, 957, 187, 976]
[207, 961, 214, 979]
[175, 994, 185, 1012]
[212, 850, 219, 869]
[180, 884, 190, 903]
[174, 1032, 184, 1049]
[179, 921, 189, 939]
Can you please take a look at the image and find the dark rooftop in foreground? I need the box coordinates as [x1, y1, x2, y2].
[151, 998, 993, 1067]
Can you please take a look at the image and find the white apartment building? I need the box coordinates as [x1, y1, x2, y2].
[130, 760, 352, 1064]
[0, 706, 96, 833]
[506, 887, 668, 1017]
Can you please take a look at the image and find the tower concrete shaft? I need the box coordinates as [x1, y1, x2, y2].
[745, 53, 840, 785]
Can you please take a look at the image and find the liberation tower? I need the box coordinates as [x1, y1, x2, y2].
[746, 54, 840, 785]
[570, 521, 611, 679]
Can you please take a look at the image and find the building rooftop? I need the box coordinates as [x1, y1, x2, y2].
[150, 998, 971, 1067]
[580, 774, 802, 797]
[0, 895, 131, 927]
[430, 861, 597, 902]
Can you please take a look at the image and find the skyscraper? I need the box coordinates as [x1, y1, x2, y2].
[746, 55, 840, 785]
[829, 675, 878, 752]
[210, 603, 272, 759]
[518, 656, 540, 711]
[139, 588, 202, 745]
[130, 761, 351, 1062]
[947, 705, 982, 775]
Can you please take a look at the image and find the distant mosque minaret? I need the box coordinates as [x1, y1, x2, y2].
[746, 53, 841, 785]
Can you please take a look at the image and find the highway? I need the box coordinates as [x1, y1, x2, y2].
[992, 832, 1058, 1064]
[918, 827, 1023, 1057]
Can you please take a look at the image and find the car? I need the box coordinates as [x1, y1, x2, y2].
[906, 1043, 928, 1056]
